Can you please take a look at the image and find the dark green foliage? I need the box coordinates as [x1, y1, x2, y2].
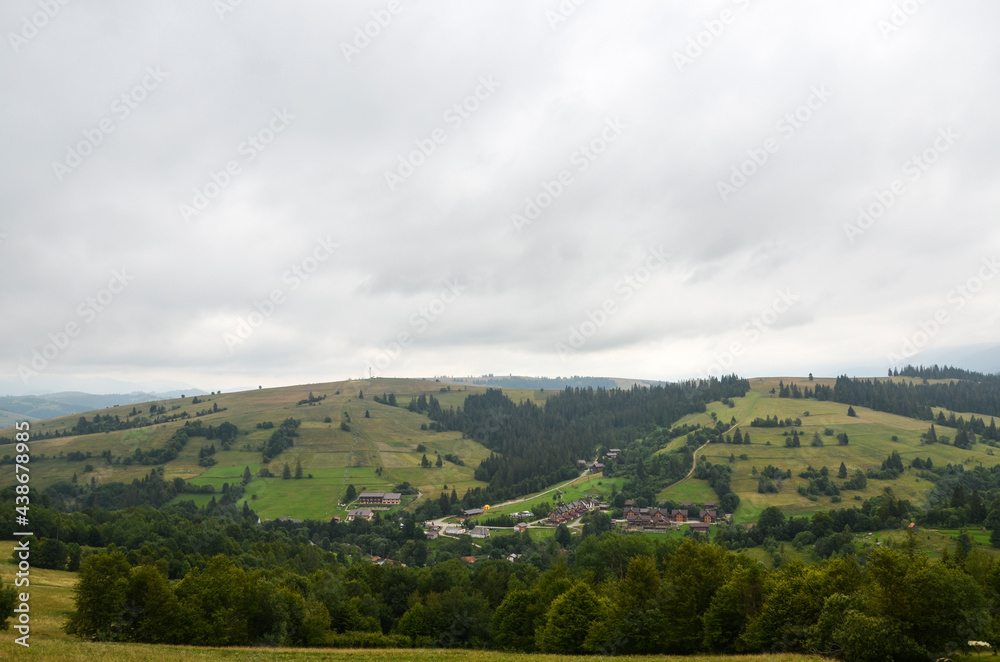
[261, 418, 300, 463]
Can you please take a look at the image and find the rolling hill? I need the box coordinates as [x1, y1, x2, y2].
[0, 378, 555, 521]
[4, 373, 1000, 525]
[660, 376, 1000, 522]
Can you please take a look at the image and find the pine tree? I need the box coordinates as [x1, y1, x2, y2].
[421, 454, 431, 468]
[242, 466, 252, 485]
[365, 410, 370, 418]
[436, 454, 443, 468]
[838, 461, 848, 479]
[294, 459, 303, 479]
[282, 463, 291, 480]
[847, 406, 857, 417]
[345, 484, 357, 502]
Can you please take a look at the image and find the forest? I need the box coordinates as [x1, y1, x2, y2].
[0, 483, 995, 662]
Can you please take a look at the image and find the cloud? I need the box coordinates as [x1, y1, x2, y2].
[2, 0, 999, 394]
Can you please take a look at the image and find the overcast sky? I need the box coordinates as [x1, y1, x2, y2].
[2, 1, 999, 395]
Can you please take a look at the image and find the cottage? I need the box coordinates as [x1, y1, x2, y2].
[514, 522, 529, 533]
[689, 522, 711, 534]
[703, 501, 716, 510]
[699, 510, 718, 523]
[470, 526, 491, 539]
[671, 509, 688, 522]
[590, 462, 605, 472]
[623, 499, 635, 508]
[444, 526, 465, 535]
[346, 509, 374, 521]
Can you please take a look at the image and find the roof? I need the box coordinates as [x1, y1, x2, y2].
[358, 492, 383, 498]
[382, 492, 402, 500]
[347, 509, 374, 517]
[689, 522, 711, 530]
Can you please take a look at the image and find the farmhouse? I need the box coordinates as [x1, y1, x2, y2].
[346, 509, 374, 521]
[590, 462, 605, 472]
[470, 526, 491, 539]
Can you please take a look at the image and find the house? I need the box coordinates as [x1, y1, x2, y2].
[461, 507, 484, 517]
[623, 499, 635, 508]
[606, 448, 621, 459]
[590, 462, 605, 472]
[689, 522, 711, 534]
[424, 529, 439, 540]
[514, 510, 534, 519]
[699, 510, 718, 523]
[461, 556, 477, 564]
[547, 498, 605, 524]
[514, 522, 529, 532]
[703, 501, 716, 510]
[507, 553, 521, 562]
[671, 509, 688, 522]
[470, 526, 491, 539]
[681, 501, 694, 509]
[444, 526, 465, 535]
[346, 509, 374, 521]
[357, 492, 402, 506]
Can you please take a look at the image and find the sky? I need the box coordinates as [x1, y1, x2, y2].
[2, 1, 999, 395]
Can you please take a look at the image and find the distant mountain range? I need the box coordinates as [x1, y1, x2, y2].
[0, 389, 207, 422]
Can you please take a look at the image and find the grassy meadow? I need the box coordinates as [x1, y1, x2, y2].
[0, 378, 499, 522]
[657, 377, 1000, 523]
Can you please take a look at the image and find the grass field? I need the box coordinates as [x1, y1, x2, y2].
[654, 377, 1000, 523]
[0, 378, 496, 521]
[0, 640, 832, 662]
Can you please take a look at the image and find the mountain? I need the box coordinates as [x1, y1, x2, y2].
[0, 389, 207, 420]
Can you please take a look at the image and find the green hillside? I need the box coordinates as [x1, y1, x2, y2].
[0, 378, 554, 521]
[660, 377, 1000, 522]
